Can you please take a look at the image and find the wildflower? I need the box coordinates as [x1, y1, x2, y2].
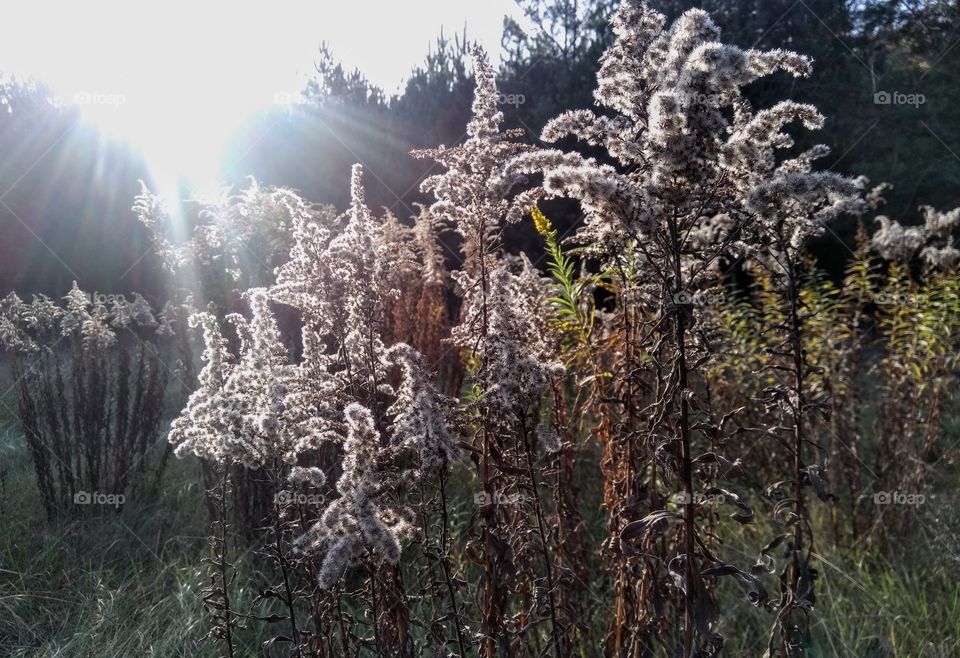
[386, 343, 459, 477]
[417, 47, 562, 431]
[872, 205, 960, 269]
[505, 1, 861, 265]
[167, 166, 457, 588]
[298, 403, 417, 589]
[531, 206, 554, 238]
[413, 46, 531, 269]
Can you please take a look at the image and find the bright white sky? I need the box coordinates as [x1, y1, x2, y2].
[0, 0, 526, 192]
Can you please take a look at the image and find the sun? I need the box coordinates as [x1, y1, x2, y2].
[60, 2, 309, 198]
[71, 67, 275, 198]
[0, 0, 523, 200]
[0, 0, 317, 199]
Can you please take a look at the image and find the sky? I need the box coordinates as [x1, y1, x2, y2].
[0, 0, 526, 190]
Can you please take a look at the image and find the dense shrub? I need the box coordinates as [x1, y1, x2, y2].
[0, 284, 188, 517]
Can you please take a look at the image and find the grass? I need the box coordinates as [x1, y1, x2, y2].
[0, 410, 266, 658]
[712, 536, 960, 657]
[1, 404, 958, 656]
[711, 490, 960, 658]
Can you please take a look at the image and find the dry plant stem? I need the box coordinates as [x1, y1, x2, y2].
[481, 417, 496, 658]
[216, 465, 237, 658]
[295, 503, 329, 654]
[786, 261, 810, 650]
[519, 419, 564, 658]
[438, 469, 470, 658]
[10, 328, 169, 517]
[389, 566, 413, 658]
[271, 469, 302, 655]
[762, 243, 815, 654]
[369, 560, 381, 652]
[549, 381, 587, 654]
[335, 591, 351, 658]
[611, 264, 637, 657]
[475, 214, 500, 658]
[669, 218, 697, 658]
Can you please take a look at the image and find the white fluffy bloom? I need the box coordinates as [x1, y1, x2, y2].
[60, 283, 117, 350]
[0, 293, 38, 352]
[155, 299, 186, 337]
[452, 260, 563, 428]
[280, 171, 457, 585]
[110, 293, 157, 329]
[872, 206, 960, 268]
[168, 168, 458, 587]
[413, 46, 531, 265]
[133, 178, 302, 285]
[0, 286, 166, 355]
[386, 343, 459, 477]
[288, 465, 327, 488]
[297, 403, 417, 589]
[506, 0, 862, 265]
[168, 311, 238, 461]
[168, 288, 292, 465]
[414, 47, 562, 437]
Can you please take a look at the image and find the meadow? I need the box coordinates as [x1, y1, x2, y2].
[1, 1, 959, 656]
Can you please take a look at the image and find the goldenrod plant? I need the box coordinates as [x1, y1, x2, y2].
[8, 3, 960, 657]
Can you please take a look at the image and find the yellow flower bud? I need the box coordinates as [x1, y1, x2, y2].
[531, 206, 553, 237]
